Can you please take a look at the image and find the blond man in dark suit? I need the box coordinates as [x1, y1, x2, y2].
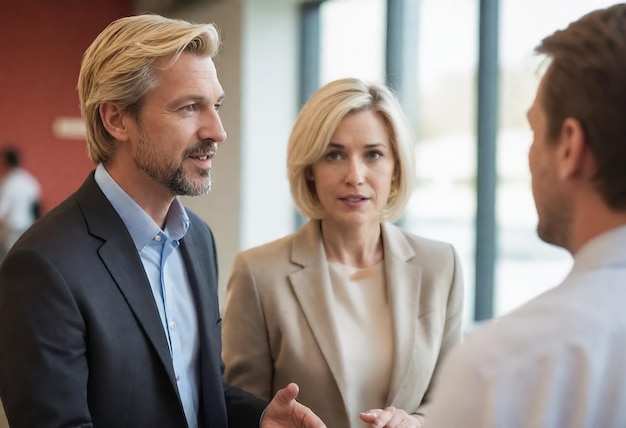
[0, 14, 325, 428]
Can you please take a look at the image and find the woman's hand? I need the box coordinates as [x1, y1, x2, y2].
[359, 406, 423, 428]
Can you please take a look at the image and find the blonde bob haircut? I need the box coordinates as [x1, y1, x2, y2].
[288, 78, 416, 222]
[78, 14, 220, 164]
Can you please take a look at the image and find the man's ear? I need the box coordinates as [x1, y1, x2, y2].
[557, 117, 588, 180]
[99, 102, 130, 142]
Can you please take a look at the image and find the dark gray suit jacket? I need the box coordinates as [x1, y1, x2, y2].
[0, 173, 267, 428]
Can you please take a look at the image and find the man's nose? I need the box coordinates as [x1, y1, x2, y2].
[199, 109, 227, 143]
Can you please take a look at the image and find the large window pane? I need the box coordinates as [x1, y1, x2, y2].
[496, 0, 617, 316]
[319, 0, 386, 84]
[405, 0, 478, 327]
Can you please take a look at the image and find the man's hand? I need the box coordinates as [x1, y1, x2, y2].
[261, 383, 326, 428]
[360, 406, 424, 428]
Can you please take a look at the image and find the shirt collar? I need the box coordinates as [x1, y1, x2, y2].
[94, 163, 190, 251]
[572, 224, 626, 273]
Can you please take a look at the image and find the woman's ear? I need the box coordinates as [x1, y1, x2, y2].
[392, 165, 400, 183]
[305, 166, 315, 181]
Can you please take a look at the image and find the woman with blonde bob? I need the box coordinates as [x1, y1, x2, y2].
[223, 78, 464, 428]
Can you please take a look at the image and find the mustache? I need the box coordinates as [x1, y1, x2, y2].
[185, 140, 219, 158]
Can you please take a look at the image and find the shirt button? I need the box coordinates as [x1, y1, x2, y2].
[154, 235, 162, 242]
[176, 375, 181, 382]
[170, 321, 176, 329]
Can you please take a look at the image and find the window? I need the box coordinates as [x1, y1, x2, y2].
[404, 0, 478, 325]
[319, 0, 386, 84]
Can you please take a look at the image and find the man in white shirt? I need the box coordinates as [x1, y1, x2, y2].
[427, 4, 626, 428]
[0, 147, 41, 260]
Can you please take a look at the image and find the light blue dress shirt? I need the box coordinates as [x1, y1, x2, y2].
[95, 164, 200, 428]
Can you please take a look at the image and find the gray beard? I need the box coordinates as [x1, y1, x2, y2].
[162, 165, 212, 196]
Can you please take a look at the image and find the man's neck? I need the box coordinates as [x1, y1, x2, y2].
[570, 196, 626, 255]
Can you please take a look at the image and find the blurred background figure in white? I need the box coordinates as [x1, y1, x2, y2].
[0, 146, 41, 261]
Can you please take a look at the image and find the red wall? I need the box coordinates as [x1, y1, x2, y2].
[0, 0, 133, 212]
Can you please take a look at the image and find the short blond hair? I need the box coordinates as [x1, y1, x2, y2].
[288, 78, 415, 222]
[78, 14, 221, 164]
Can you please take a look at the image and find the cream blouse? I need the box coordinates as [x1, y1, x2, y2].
[328, 261, 393, 427]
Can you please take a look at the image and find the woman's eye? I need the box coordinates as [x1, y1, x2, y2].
[327, 152, 343, 160]
[367, 151, 382, 160]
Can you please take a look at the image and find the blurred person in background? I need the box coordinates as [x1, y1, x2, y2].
[223, 78, 465, 428]
[0, 146, 41, 261]
[426, 4, 626, 427]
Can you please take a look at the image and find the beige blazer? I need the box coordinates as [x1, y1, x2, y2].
[222, 220, 464, 428]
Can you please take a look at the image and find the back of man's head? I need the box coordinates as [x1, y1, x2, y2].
[535, 3, 626, 210]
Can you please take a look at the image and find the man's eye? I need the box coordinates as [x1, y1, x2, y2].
[214, 103, 223, 111]
[183, 104, 199, 112]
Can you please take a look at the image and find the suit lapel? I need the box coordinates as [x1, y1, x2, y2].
[288, 221, 348, 398]
[381, 223, 422, 405]
[179, 221, 228, 428]
[76, 174, 177, 387]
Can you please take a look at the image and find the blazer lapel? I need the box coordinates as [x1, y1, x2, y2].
[76, 175, 177, 387]
[288, 221, 348, 398]
[179, 221, 229, 428]
[381, 223, 422, 405]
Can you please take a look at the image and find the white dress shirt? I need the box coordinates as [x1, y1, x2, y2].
[95, 164, 200, 428]
[426, 225, 626, 428]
